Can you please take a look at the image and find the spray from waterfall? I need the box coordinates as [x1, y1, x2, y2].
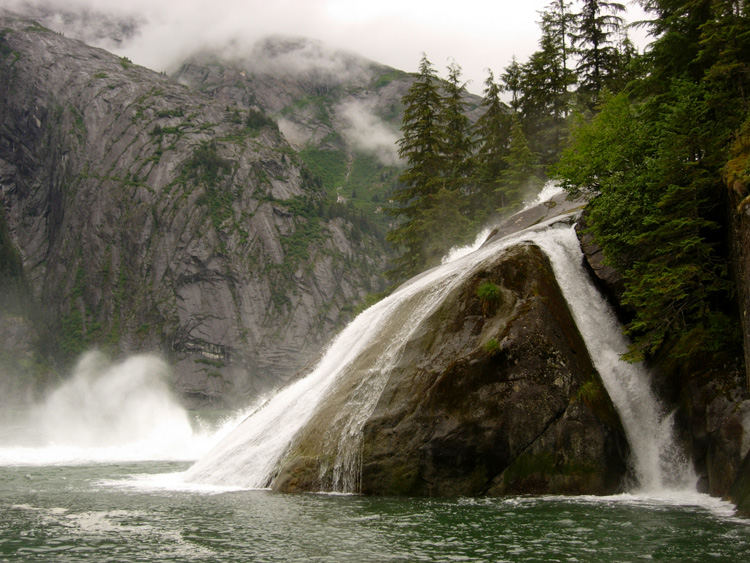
[0, 351, 233, 465]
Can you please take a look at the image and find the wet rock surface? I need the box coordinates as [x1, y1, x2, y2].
[273, 243, 629, 496]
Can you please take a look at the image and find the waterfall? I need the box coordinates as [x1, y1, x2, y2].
[187, 200, 695, 494]
[530, 225, 696, 492]
[184, 215, 568, 489]
[185, 230, 522, 489]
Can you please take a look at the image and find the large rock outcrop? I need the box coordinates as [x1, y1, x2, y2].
[0, 13, 385, 405]
[272, 241, 629, 496]
[725, 122, 750, 512]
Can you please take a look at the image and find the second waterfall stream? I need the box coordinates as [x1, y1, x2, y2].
[184, 197, 696, 495]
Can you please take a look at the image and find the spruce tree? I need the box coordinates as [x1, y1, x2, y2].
[518, 7, 575, 164]
[440, 61, 473, 194]
[500, 114, 543, 209]
[472, 70, 511, 218]
[501, 56, 524, 113]
[573, 0, 627, 107]
[386, 54, 446, 281]
[556, 0, 749, 366]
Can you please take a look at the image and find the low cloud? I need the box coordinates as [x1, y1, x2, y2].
[6, 0, 579, 95]
[336, 99, 401, 166]
[242, 36, 375, 87]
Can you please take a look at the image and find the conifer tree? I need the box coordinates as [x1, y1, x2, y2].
[440, 61, 473, 193]
[472, 69, 511, 218]
[556, 0, 749, 367]
[499, 114, 543, 209]
[501, 56, 524, 113]
[386, 54, 446, 281]
[573, 0, 627, 107]
[541, 0, 578, 93]
[518, 5, 575, 163]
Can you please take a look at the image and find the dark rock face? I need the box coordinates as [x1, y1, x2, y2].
[574, 210, 629, 322]
[273, 243, 629, 496]
[729, 177, 750, 394]
[726, 154, 750, 510]
[679, 371, 750, 496]
[0, 14, 384, 405]
[731, 451, 750, 516]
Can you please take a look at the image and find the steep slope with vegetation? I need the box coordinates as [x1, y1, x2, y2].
[0, 13, 385, 405]
[171, 38, 412, 241]
[172, 39, 486, 282]
[552, 0, 750, 507]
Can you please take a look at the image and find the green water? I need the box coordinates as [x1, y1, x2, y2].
[1, 462, 748, 562]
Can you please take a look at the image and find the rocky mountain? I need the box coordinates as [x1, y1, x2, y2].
[172, 36, 482, 234]
[0, 12, 390, 406]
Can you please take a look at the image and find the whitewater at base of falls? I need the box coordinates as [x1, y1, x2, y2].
[0, 351, 242, 466]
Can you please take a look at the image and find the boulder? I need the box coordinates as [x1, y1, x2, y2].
[273, 243, 629, 496]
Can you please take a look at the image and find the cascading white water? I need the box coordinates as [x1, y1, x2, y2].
[530, 225, 697, 493]
[184, 233, 517, 489]
[185, 194, 581, 490]
[186, 188, 695, 495]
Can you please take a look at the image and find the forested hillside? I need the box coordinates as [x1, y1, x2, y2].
[387, 0, 749, 381]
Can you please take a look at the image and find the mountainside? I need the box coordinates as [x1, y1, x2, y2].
[172, 37, 482, 234]
[0, 12, 387, 405]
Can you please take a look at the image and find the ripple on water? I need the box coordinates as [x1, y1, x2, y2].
[1, 464, 750, 562]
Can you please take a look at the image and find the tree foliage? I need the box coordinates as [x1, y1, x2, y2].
[472, 70, 511, 218]
[573, 0, 627, 106]
[387, 55, 446, 280]
[556, 0, 750, 364]
[387, 59, 532, 282]
[387, 0, 749, 377]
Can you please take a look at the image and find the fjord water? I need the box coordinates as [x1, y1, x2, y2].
[1, 190, 749, 560]
[2, 462, 749, 561]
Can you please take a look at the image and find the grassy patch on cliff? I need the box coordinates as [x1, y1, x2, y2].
[299, 148, 347, 192]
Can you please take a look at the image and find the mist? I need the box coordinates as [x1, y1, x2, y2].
[337, 99, 401, 165]
[6, 0, 562, 93]
[0, 351, 227, 464]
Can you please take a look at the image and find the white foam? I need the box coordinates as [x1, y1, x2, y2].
[0, 351, 249, 465]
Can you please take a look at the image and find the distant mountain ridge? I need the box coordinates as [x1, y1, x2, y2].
[0, 11, 390, 405]
[172, 36, 411, 234]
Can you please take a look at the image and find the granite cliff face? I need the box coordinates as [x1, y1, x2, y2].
[0, 13, 386, 405]
[171, 37, 482, 231]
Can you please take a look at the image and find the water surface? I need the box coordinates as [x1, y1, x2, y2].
[1, 462, 748, 562]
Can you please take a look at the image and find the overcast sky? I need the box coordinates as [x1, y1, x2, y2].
[12, 0, 651, 95]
